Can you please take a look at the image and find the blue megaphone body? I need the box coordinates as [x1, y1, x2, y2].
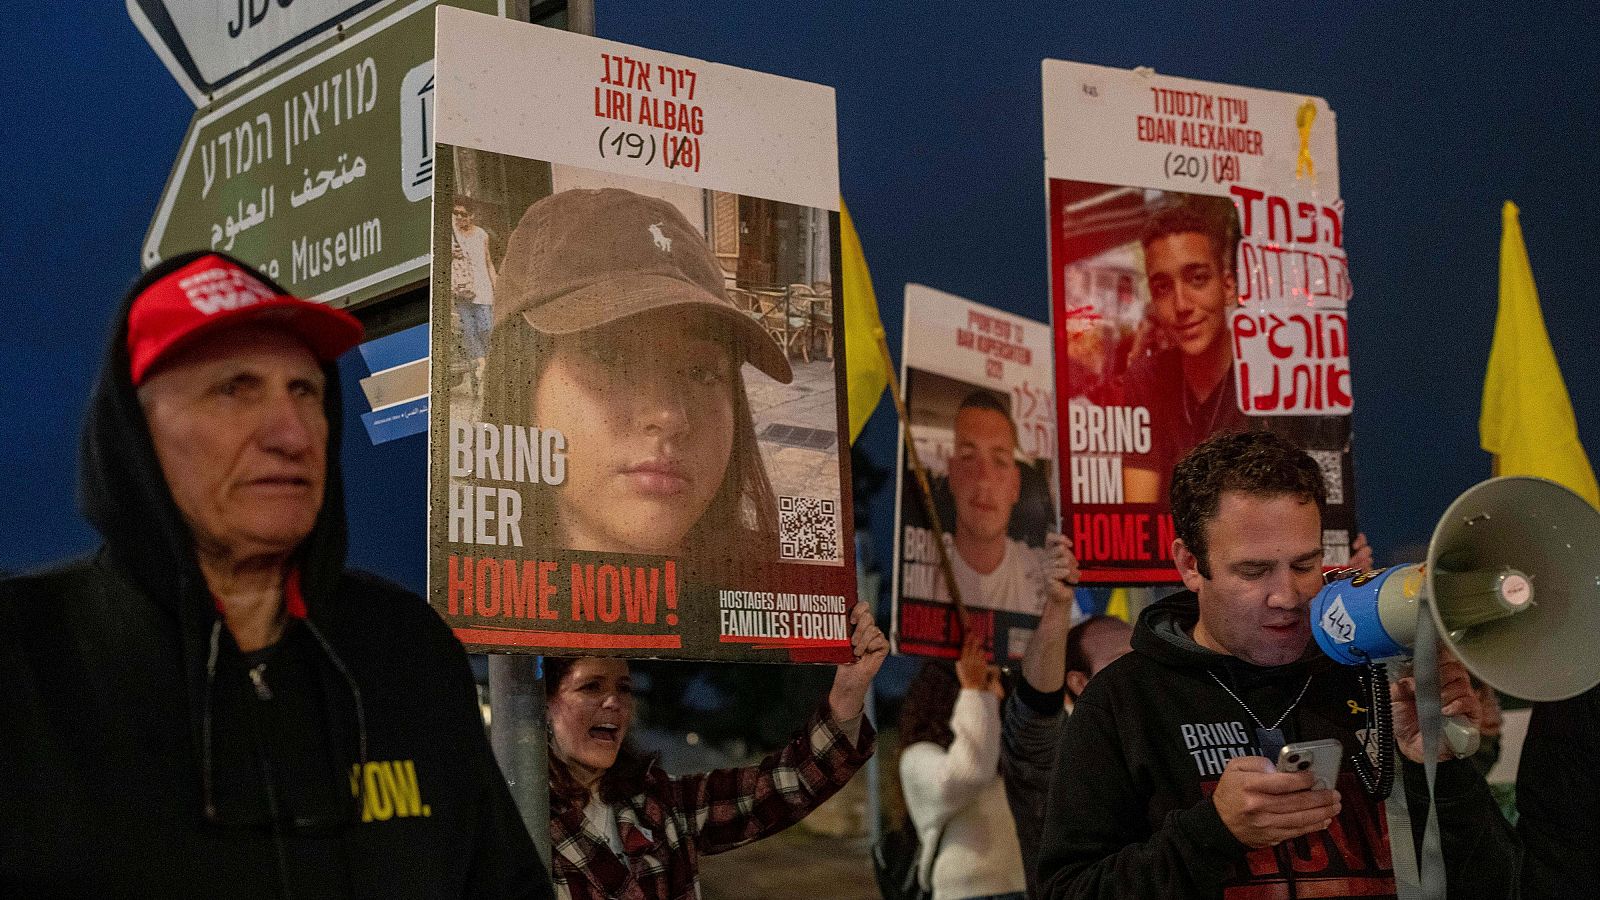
[1311, 565, 1417, 665]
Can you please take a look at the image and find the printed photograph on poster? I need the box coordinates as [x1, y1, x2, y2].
[891, 284, 1065, 663]
[1045, 62, 1356, 583]
[428, 13, 854, 662]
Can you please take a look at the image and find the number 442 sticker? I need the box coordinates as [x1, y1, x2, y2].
[1319, 594, 1356, 644]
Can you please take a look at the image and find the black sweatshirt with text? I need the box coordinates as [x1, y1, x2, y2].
[1035, 590, 1518, 899]
[0, 253, 549, 899]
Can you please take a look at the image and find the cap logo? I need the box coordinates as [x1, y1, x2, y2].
[179, 265, 276, 316]
[648, 222, 672, 253]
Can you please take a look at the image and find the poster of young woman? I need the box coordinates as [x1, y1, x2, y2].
[428, 9, 854, 661]
[1045, 61, 1358, 583]
[891, 284, 1061, 662]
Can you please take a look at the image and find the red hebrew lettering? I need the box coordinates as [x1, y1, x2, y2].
[1267, 313, 1309, 360]
[1334, 257, 1353, 300]
[1288, 364, 1318, 411]
[1311, 254, 1333, 299]
[1237, 244, 1258, 302]
[1329, 363, 1353, 408]
[1267, 195, 1291, 242]
[1013, 382, 1039, 418]
[1322, 206, 1343, 248]
[1264, 246, 1287, 294]
[1231, 185, 1264, 236]
[1244, 362, 1281, 412]
[1232, 311, 1259, 357]
[1296, 202, 1320, 243]
[1325, 313, 1348, 358]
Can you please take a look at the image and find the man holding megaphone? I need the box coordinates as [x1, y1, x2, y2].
[1035, 431, 1518, 899]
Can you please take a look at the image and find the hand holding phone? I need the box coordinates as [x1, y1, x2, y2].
[1277, 738, 1344, 791]
[1214, 754, 1342, 848]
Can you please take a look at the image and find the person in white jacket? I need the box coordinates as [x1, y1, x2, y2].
[899, 631, 1026, 900]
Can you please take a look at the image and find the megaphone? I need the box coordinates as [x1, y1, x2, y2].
[1312, 475, 1600, 703]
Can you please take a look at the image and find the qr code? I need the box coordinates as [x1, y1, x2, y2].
[1307, 450, 1344, 505]
[779, 496, 841, 563]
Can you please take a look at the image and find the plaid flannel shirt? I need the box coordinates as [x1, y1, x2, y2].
[549, 702, 875, 900]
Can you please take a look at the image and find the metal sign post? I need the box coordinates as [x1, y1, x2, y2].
[483, 5, 594, 876]
[489, 654, 550, 865]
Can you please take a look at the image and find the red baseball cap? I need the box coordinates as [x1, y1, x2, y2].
[128, 254, 363, 385]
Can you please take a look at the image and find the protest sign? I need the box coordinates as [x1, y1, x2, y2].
[1045, 62, 1357, 583]
[128, 0, 390, 105]
[891, 284, 1059, 661]
[427, 9, 854, 661]
[142, 0, 505, 310]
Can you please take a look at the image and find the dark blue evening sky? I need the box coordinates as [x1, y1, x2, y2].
[4, 2, 1598, 585]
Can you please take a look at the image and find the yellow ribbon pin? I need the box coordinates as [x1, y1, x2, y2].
[1347, 700, 1368, 715]
[1295, 100, 1317, 179]
[1401, 565, 1426, 599]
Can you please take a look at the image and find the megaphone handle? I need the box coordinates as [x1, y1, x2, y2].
[1444, 715, 1481, 758]
[1389, 661, 1482, 758]
[1412, 602, 1447, 900]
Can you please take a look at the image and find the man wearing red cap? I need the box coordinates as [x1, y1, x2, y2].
[0, 252, 550, 897]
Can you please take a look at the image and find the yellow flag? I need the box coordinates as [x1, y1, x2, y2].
[840, 200, 889, 443]
[1480, 201, 1600, 507]
[1105, 588, 1130, 623]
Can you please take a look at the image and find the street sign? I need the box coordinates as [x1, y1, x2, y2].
[142, 0, 504, 310]
[127, 0, 390, 106]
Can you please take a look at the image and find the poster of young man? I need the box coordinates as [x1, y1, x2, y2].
[1045, 61, 1357, 583]
[891, 284, 1062, 662]
[428, 10, 854, 661]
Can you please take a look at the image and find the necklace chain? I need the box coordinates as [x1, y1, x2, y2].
[1208, 671, 1314, 731]
[1182, 374, 1227, 437]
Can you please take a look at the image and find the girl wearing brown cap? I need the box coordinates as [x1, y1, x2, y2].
[481, 187, 793, 570]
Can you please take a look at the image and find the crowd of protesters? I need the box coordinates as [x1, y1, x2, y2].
[0, 253, 1582, 899]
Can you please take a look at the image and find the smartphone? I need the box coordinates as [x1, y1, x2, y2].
[1277, 739, 1343, 791]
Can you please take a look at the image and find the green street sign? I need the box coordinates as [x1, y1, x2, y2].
[143, 0, 502, 309]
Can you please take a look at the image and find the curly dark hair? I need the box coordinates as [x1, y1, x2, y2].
[1170, 430, 1326, 579]
[1140, 203, 1235, 274]
[897, 659, 959, 749]
[543, 656, 657, 807]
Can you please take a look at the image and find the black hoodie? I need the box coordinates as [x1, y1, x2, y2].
[0, 252, 549, 898]
[1035, 590, 1519, 899]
